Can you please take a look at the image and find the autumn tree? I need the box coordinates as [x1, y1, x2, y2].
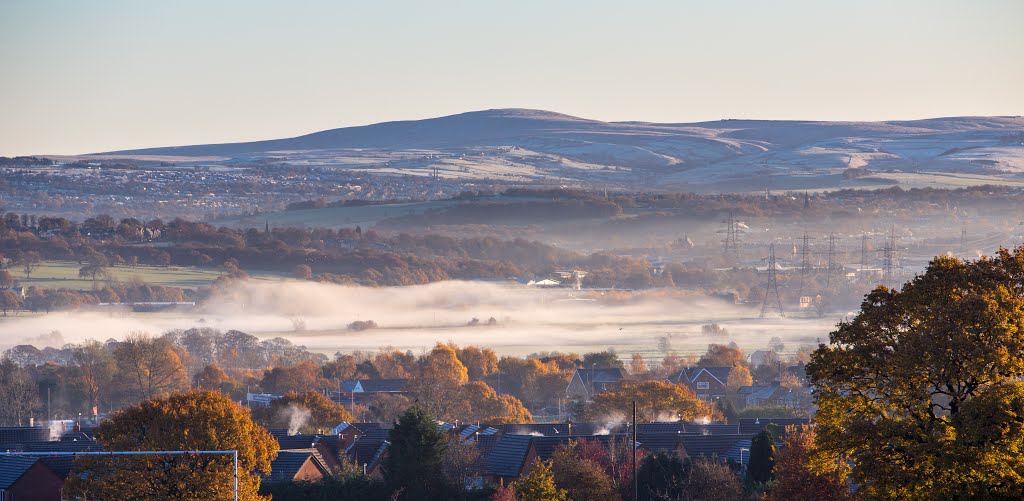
[629, 353, 648, 375]
[0, 357, 41, 425]
[407, 343, 469, 420]
[582, 350, 624, 369]
[0, 269, 15, 288]
[442, 435, 481, 496]
[513, 459, 566, 501]
[725, 365, 752, 393]
[253, 391, 353, 434]
[550, 442, 619, 501]
[65, 390, 277, 501]
[0, 290, 21, 315]
[382, 406, 450, 500]
[635, 452, 687, 501]
[585, 380, 721, 422]
[259, 360, 328, 394]
[71, 340, 115, 415]
[462, 381, 532, 424]
[697, 343, 746, 368]
[808, 249, 1024, 499]
[688, 458, 743, 501]
[113, 333, 189, 404]
[765, 426, 851, 501]
[455, 345, 498, 381]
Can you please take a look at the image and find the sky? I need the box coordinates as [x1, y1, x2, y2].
[1, 0, 1022, 156]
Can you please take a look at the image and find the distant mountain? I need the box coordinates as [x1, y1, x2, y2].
[102, 109, 1024, 191]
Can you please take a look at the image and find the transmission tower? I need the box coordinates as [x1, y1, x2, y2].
[825, 233, 841, 289]
[881, 228, 900, 288]
[798, 232, 815, 295]
[719, 212, 743, 258]
[960, 222, 967, 257]
[859, 234, 872, 277]
[760, 243, 785, 318]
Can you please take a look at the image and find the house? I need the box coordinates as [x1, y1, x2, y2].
[678, 434, 753, 466]
[676, 367, 734, 401]
[565, 368, 625, 399]
[738, 418, 810, 435]
[262, 450, 332, 484]
[339, 379, 409, 394]
[748, 350, 776, 368]
[345, 427, 391, 478]
[0, 455, 64, 501]
[482, 434, 536, 485]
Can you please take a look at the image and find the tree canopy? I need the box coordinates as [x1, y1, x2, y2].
[66, 390, 278, 500]
[808, 248, 1024, 498]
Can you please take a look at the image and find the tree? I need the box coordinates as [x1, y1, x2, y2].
[765, 426, 850, 501]
[636, 453, 687, 501]
[513, 459, 566, 501]
[585, 380, 721, 422]
[725, 365, 752, 393]
[381, 406, 449, 500]
[0, 290, 22, 315]
[582, 350, 624, 369]
[113, 333, 189, 403]
[293, 264, 313, 280]
[72, 340, 115, 415]
[254, 391, 354, 435]
[20, 251, 41, 279]
[0, 269, 15, 288]
[629, 353, 648, 375]
[259, 360, 327, 393]
[462, 381, 532, 424]
[455, 345, 498, 381]
[747, 429, 776, 484]
[407, 343, 469, 421]
[807, 249, 1024, 499]
[688, 458, 743, 501]
[550, 443, 619, 501]
[0, 357, 41, 425]
[442, 435, 481, 495]
[64, 390, 277, 501]
[697, 343, 746, 368]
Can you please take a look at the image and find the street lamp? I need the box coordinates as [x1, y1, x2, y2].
[739, 447, 750, 471]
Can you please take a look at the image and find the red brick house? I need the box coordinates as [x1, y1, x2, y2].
[0, 456, 64, 501]
[676, 367, 733, 401]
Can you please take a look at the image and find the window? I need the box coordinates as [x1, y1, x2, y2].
[696, 382, 710, 390]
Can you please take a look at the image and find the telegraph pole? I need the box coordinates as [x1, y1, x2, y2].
[760, 244, 785, 318]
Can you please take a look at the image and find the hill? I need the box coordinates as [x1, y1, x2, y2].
[100, 109, 1024, 191]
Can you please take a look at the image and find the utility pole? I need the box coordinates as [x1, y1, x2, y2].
[633, 400, 638, 501]
[825, 233, 841, 289]
[760, 244, 785, 318]
[798, 232, 815, 295]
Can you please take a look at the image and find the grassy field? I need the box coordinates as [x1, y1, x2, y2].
[14, 261, 284, 290]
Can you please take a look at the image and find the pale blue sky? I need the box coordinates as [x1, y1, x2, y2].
[1, 0, 1021, 155]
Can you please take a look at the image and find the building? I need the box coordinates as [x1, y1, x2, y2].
[262, 450, 332, 484]
[565, 368, 625, 399]
[0, 456, 64, 501]
[676, 367, 734, 401]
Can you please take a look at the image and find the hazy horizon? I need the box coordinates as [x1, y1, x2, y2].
[2, 0, 1022, 156]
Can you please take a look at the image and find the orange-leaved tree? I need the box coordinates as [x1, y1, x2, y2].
[65, 390, 278, 501]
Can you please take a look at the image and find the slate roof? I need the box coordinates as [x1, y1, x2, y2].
[636, 433, 692, 453]
[458, 424, 499, 441]
[531, 435, 637, 461]
[738, 418, 810, 435]
[0, 456, 40, 489]
[476, 434, 501, 455]
[676, 367, 733, 385]
[340, 379, 409, 393]
[0, 427, 50, 444]
[346, 428, 392, 466]
[263, 450, 330, 484]
[572, 368, 625, 384]
[275, 434, 322, 451]
[679, 434, 754, 460]
[484, 434, 533, 478]
[24, 440, 102, 452]
[635, 422, 738, 435]
[39, 456, 77, 479]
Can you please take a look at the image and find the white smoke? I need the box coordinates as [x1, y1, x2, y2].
[48, 420, 66, 441]
[281, 403, 311, 436]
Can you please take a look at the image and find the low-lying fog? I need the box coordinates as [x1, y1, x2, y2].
[0, 281, 845, 358]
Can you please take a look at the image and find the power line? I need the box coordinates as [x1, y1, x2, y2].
[881, 227, 900, 288]
[760, 243, 785, 318]
[719, 211, 743, 258]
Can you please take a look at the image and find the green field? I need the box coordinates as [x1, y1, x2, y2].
[14, 261, 284, 290]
